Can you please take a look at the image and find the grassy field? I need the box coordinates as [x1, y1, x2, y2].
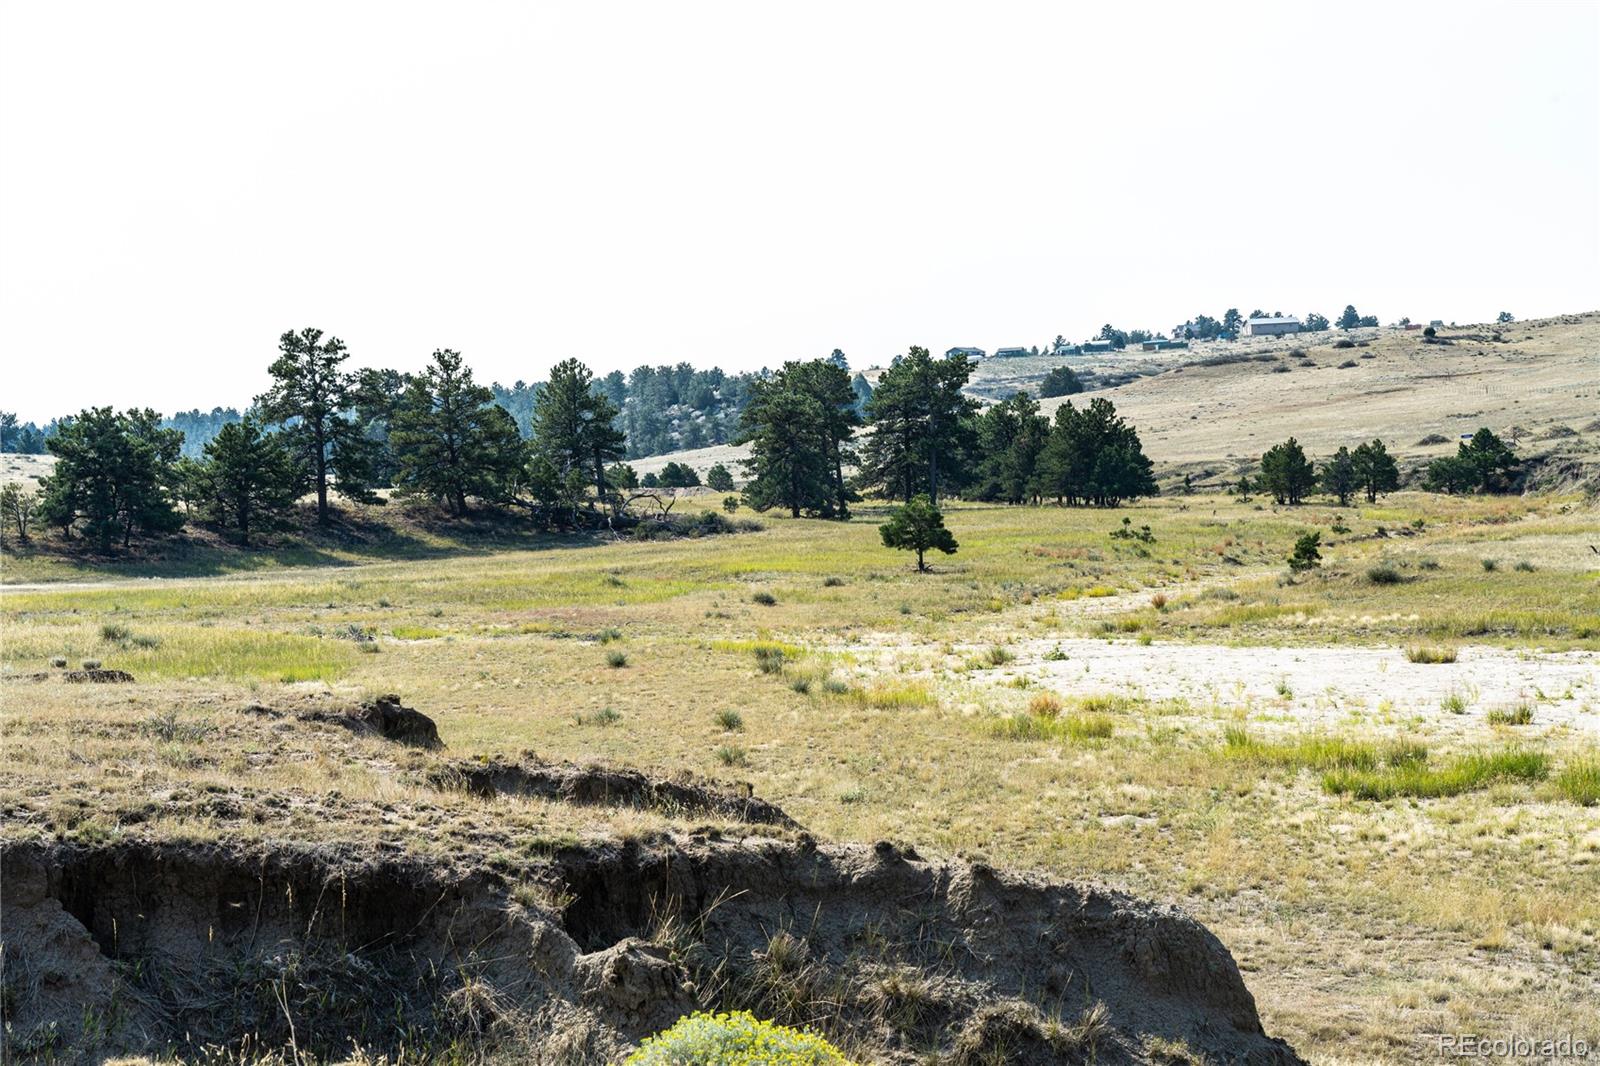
[3, 491, 1598, 1062]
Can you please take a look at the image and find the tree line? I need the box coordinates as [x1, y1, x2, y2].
[1246, 428, 1518, 506]
[735, 347, 1158, 518]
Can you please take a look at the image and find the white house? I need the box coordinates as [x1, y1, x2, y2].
[1247, 316, 1301, 336]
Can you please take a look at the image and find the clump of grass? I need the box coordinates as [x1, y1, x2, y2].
[1137, 632, 1154, 646]
[1274, 678, 1293, 699]
[1440, 690, 1469, 714]
[578, 707, 622, 726]
[1149, 593, 1168, 610]
[849, 681, 935, 709]
[1366, 563, 1405, 585]
[606, 650, 629, 668]
[1486, 704, 1533, 726]
[822, 576, 846, 587]
[81, 659, 102, 670]
[993, 711, 1113, 741]
[754, 647, 785, 674]
[1417, 557, 1441, 570]
[985, 645, 1015, 666]
[139, 710, 215, 744]
[598, 627, 623, 644]
[1481, 558, 1498, 572]
[100, 622, 132, 643]
[1405, 645, 1458, 664]
[715, 745, 748, 767]
[391, 625, 445, 640]
[1042, 645, 1068, 661]
[789, 676, 812, 694]
[1222, 727, 1426, 772]
[1554, 755, 1600, 805]
[49, 656, 67, 669]
[751, 591, 778, 606]
[715, 709, 744, 732]
[1323, 748, 1548, 800]
[820, 677, 849, 696]
[1512, 561, 1536, 573]
[1028, 692, 1064, 717]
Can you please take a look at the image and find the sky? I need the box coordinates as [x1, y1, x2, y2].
[1, 0, 1596, 422]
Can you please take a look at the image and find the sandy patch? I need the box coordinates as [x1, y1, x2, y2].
[996, 637, 1599, 737]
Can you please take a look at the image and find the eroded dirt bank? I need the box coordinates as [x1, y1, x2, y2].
[2, 835, 1303, 1064]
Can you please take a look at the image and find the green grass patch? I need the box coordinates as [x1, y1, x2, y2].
[1554, 755, 1600, 806]
[1222, 727, 1427, 772]
[391, 625, 447, 640]
[992, 710, 1114, 741]
[1322, 748, 1548, 800]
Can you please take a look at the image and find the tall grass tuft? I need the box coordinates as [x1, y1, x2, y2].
[1405, 645, 1458, 664]
[1554, 755, 1600, 806]
[1323, 748, 1548, 800]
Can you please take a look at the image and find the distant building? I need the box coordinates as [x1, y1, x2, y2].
[945, 347, 986, 359]
[993, 347, 1030, 359]
[1081, 339, 1117, 353]
[1141, 339, 1189, 351]
[1247, 316, 1301, 337]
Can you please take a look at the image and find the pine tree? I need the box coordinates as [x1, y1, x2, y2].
[879, 495, 958, 572]
[1259, 437, 1316, 505]
[38, 408, 184, 549]
[1320, 446, 1358, 506]
[975, 392, 1049, 504]
[255, 328, 378, 523]
[390, 350, 526, 515]
[1032, 398, 1157, 507]
[706, 464, 735, 492]
[1351, 439, 1400, 503]
[737, 359, 860, 518]
[857, 347, 976, 504]
[529, 359, 626, 517]
[738, 385, 834, 517]
[195, 419, 304, 543]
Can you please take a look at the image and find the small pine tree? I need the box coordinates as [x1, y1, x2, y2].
[879, 494, 958, 572]
[705, 463, 735, 492]
[1288, 531, 1322, 572]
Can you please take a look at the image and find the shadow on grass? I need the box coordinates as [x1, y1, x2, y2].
[0, 503, 634, 583]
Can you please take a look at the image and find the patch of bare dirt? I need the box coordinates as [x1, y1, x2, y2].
[1, 836, 1304, 1064]
[431, 755, 800, 828]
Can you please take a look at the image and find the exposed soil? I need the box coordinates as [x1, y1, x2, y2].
[1, 836, 1304, 1064]
[288, 693, 444, 749]
[430, 755, 800, 829]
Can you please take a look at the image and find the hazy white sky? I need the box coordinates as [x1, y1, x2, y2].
[2, 1, 1596, 421]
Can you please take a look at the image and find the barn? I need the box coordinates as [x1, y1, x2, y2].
[1247, 316, 1301, 336]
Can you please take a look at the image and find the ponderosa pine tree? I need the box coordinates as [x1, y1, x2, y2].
[1320, 445, 1358, 506]
[195, 419, 305, 543]
[529, 358, 626, 516]
[738, 383, 834, 517]
[255, 328, 378, 523]
[390, 350, 526, 515]
[857, 347, 976, 505]
[1351, 439, 1400, 502]
[38, 407, 184, 549]
[737, 359, 860, 517]
[879, 494, 958, 572]
[975, 392, 1049, 504]
[705, 464, 735, 492]
[1031, 398, 1157, 507]
[1259, 437, 1316, 505]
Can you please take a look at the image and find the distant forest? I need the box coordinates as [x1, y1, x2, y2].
[2, 353, 876, 462]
